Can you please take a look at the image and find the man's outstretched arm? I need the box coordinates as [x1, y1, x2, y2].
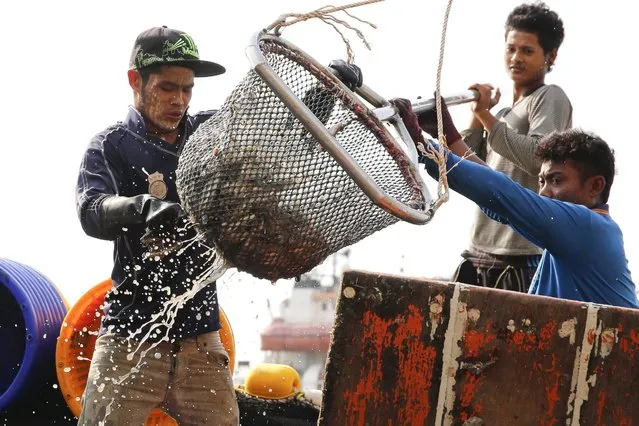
[420, 143, 590, 256]
[390, 97, 588, 257]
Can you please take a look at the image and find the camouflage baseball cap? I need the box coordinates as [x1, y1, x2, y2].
[129, 26, 225, 77]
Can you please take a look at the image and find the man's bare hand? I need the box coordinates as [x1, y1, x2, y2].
[469, 84, 500, 113]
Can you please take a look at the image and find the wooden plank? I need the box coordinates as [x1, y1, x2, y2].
[319, 270, 639, 425]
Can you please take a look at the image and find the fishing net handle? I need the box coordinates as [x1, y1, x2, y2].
[362, 85, 477, 159]
[247, 32, 434, 225]
[367, 89, 479, 129]
[360, 85, 479, 161]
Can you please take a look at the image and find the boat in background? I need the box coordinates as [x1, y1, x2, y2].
[257, 249, 351, 389]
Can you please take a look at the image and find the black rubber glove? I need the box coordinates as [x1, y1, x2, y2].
[416, 95, 462, 145]
[141, 199, 192, 256]
[389, 98, 427, 149]
[99, 194, 185, 237]
[145, 200, 186, 231]
[328, 59, 363, 90]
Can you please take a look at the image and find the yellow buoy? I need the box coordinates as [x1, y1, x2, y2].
[243, 363, 302, 399]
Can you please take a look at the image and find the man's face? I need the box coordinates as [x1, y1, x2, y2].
[504, 30, 550, 87]
[538, 160, 596, 206]
[135, 65, 195, 134]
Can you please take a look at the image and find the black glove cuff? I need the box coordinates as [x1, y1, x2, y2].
[328, 59, 363, 90]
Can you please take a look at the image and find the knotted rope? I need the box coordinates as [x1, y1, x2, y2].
[418, 0, 455, 212]
[266, 0, 383, 63]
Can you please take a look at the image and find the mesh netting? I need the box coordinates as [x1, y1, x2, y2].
[176, 35, 427, 281]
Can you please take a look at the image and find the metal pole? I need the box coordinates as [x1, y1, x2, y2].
[369, 89, 479, 121]
[412, 89, 479, 114]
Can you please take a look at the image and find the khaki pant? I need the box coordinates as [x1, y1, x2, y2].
[78, 331, 239, 425]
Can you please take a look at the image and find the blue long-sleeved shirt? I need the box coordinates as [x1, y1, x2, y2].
[76, 107, 222, 341]
[419, 143, 639, 309]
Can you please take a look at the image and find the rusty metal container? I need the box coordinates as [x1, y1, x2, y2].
[319, 270, 639, 425]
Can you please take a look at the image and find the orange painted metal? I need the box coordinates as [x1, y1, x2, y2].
[319, 270, 639, 425]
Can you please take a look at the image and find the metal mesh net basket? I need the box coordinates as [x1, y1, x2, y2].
[176, 33, 431, 281]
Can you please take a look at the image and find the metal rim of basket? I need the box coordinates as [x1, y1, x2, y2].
[245, 31, 436, 225]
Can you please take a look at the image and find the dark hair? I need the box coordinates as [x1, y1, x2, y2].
[137, 64, 165, 87]
[535, 129, 616, 203]
[505, 2, 565, 54]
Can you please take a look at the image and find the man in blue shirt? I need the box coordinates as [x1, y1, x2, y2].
[392, 98, 638, 309]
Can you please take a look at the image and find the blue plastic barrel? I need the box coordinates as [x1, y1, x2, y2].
[0, 258, 68, 416]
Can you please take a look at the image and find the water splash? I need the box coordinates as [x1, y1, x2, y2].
[94, 227, 231, 424]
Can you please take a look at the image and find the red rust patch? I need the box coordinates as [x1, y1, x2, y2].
[343, 305, 437, 426]
[463, 329, 497, 358]
[459, 373, 485, 421]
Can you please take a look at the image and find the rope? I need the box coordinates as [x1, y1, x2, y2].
[266, 0, 383, 63]
[419, 0, 455, 212]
